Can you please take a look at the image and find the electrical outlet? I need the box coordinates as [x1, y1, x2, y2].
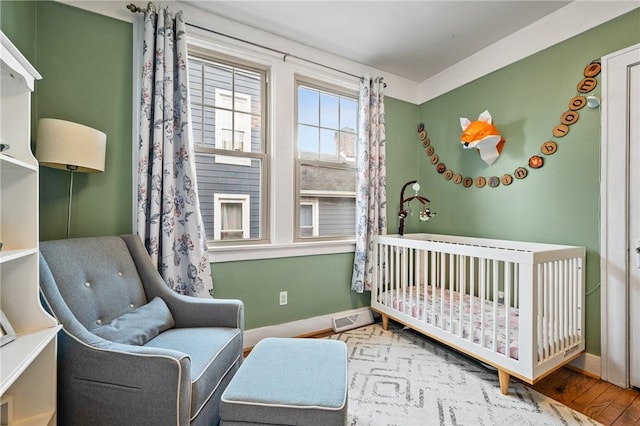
[279, 291, 288, 306]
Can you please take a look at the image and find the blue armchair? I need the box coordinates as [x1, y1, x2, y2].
[39, 234, 244, 425]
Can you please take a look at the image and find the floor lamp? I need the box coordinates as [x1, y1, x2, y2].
[35, 118, 106, 238]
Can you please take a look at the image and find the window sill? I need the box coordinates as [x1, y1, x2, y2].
[207, 240, 356, 263]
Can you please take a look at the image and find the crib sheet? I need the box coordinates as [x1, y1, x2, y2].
[379, 286, 520, 359]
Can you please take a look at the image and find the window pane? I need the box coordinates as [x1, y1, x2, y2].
[234, 111, 251, 152]
[205, 61, 232, 103]
[340, 97, 357, 131]
[300, 205, 312, 226]
[316, 197, 355, 237]
[298, 124, 319, 159]
[194, 152, 263, 241]
[338, 131, 357, 162]
[319, 128, 337, 160]
[189, 54, 267, 244]
[298, 87, 319, 126]
[234, 68, 262, 116]
[221, 203, 242, 231]
[320, 92, 339, 129]
[203, 107, 216, 149]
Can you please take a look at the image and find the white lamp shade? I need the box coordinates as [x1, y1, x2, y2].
[36, 118, 106, 173]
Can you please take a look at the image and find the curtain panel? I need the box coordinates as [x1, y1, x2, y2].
[352, 75, 387, 293]
[136, 5, 213, 297]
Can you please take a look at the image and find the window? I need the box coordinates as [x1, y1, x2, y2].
[214, 194, 250, 240]
[295, 80, 358, 240]
[188, 54, 267, 243]
[300, 198, 319, 237]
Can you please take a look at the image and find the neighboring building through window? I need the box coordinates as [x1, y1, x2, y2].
[296, 80, 358, 240]
[214, 194, 250, 240]
[188, 54, 267, 243]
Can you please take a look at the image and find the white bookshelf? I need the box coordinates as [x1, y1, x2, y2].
[1, 30, 61, 426]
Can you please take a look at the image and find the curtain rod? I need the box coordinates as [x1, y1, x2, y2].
[126, 3, 385, 85]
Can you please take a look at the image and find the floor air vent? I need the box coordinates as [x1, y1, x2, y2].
[332, 310, 374, 333]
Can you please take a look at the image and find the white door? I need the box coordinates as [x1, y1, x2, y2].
[630, 59, 640, 389]
[601, 43, 640, 389]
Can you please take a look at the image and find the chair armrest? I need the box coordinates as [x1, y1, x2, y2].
[120, 234, 244, 329]
[162, 293, 244, 329]
[58, 329, 192, 425]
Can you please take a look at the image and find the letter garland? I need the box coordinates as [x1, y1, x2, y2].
[417, 61, 601, 188]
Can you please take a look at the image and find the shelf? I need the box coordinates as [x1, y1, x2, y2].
[0, 153, 37, 172]
[13, 410, 55, 426]
[0, 326, 61, 395]
[0, 248, 37, 264]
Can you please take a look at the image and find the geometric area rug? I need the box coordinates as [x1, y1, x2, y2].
[327, 323, 601, 426]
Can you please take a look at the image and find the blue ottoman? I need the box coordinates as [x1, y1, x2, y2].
[220, 337, 348, 426]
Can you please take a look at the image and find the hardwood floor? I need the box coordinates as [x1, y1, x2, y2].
[529, 367, 640, 425]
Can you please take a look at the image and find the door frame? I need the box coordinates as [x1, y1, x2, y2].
[600, 43, 640, 388]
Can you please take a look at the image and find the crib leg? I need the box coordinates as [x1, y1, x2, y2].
[498, 370, 510, 395]
[381, 314, 389, 330]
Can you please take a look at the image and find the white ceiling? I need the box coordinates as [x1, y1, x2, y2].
[182, 1, 572, 82]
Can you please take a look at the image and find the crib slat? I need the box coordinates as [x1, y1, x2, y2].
[492, 260, 498, 353]
[505, 262, 512, 359]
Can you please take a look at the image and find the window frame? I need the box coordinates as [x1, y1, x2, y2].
[187, 47, 270, 246]
[294, 76, 359, 242]
[185, 35, 358, 262]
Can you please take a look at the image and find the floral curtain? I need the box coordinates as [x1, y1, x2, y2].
[137, 4, 213, 297]
[351, 75, 387, 293]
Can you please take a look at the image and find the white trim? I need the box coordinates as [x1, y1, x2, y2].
[301, 190, 356, 198]
[600, 43, 640, 388]
[569, 353, 602, 379]
[243, 306, 371, 348]
[209, 239, 355, 263]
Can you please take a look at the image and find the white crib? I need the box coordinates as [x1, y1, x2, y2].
[371, 233, 585, 395]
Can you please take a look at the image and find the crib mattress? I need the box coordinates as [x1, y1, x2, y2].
[378, 286, 519, 359]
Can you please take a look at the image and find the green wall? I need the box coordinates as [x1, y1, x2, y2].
[2, 1, 133, 240]
[3, 1, 638, 341]
[0, 0, 374, 330]
[413, 9, 640, 355]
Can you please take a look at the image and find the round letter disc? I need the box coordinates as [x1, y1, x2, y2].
[501, 174, 513, 186]
[419, 130, 427, 141]
[426, 146, 434, 156]
[462, 177, 473, 188]
[453, 174, 462, 185]
[561, 110, 580, 126]
[475, 176, 486, 188]
[488, 176, 500, 188]
[529, 155, 544, 169]
[553, 124, 570, 138]
[569, 96, 586, 111]
[417, 123, 425, 133]
[577, 77, 598, 93]
[584, 62, 601, 78]
[444, 170, 453, 181]
[514, 167, 528, 179]
[430, 154, 439, 164]
[423, 138, 430, 147]
[436, 163, 446, 173]
[542, 141, 557, 155]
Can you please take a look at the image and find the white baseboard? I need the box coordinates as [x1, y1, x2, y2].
[243, 307, 373, 348]
[570, 352, 601, 379]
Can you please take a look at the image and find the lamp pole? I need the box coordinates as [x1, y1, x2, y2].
[66, 165, 78, 239]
